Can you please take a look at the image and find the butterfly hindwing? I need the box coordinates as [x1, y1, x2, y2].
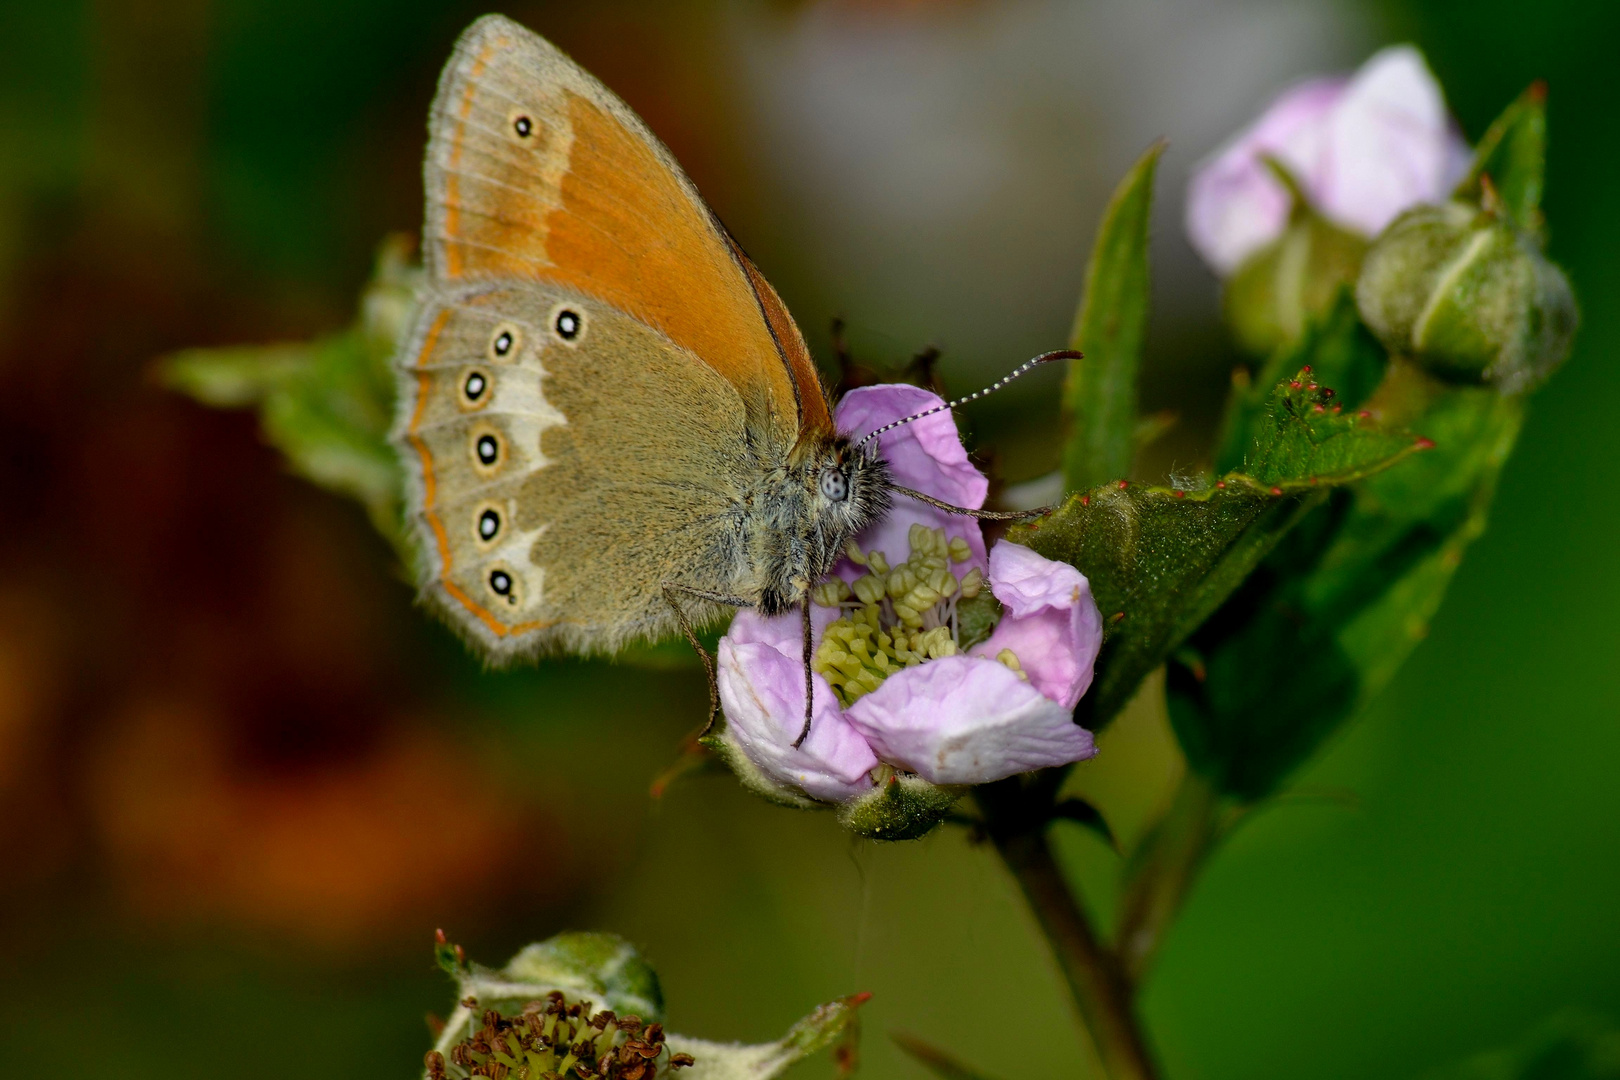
[396, 281, 759, 659]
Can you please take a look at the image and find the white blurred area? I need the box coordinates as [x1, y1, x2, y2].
[724, 0, 1369, 475]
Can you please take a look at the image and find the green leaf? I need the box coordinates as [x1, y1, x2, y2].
[891, 1032, 1006, 1080]
[1169, 361, 1522, 800]
[1456, 82, 1548, 236]
[1062, 141, 1164, 491]
[160, 235, 418, 561]
[1017, 368, 1423, 731]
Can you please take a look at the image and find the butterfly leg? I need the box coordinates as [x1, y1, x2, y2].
[793, 592, 814, 749]
[662, 582, 748, 736]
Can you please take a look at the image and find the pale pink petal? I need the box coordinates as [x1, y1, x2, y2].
[1313, 45, 1471, 236]
[717, 635, 877, 802]
[835, 385, 989, 572]
[845, 656, 1096, 785]
[1186, 45, 1469, 275]
[970, 541, 1103, 711]
[1186, 77, 1345, 273]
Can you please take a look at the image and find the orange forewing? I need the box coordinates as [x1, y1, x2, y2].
[429, 27, 829, 439]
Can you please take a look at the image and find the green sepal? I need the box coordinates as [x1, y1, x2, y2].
[1455, 82, 1548, 237]
[837, 773, 965, 841]
[1169, 360, 1523, 800]
[1016, 372, 1424, 730]
[954, 591, 1002, 651]
[668, 995, 871, 1080]
[1062, 141, 1163, 492]
[699, 728, 823, 812]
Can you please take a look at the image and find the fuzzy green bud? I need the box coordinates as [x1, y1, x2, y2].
[1225, 211, 1368, 356]
[1356, 200, 1577, 392]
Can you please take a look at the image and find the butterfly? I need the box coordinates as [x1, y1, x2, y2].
[393, 14, 1066, 742]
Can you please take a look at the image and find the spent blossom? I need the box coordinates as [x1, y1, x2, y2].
[713, 385, 1102, 810]
[1186, 44, 1472, 275]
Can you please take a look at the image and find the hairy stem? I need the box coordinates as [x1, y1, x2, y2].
[978, 779, 1159, 1080]
[1115, 771, 1222, 984]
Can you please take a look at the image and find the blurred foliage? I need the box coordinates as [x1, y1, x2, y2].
[162, 235, 418, 561]
[1430, 1014, 1620, 1080]
[0, 2, 1617, 1080]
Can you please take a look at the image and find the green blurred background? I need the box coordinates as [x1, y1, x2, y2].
[0, 0, 1615, 1076]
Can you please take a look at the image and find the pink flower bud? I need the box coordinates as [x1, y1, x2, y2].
[1186, 45, 1471, 275]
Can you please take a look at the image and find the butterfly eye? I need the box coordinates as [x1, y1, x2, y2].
[550, 305, 586, 344]
[459, 368, 491, 409]
[477, 507, 501, 542]
[512, 115, 534, 139]
[488, 323, 522, 362]
[469, 425, 505, 475]
[819, 466, 849, 502]
[485, 564, 522, 607]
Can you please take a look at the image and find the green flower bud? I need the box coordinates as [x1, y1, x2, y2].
[1224, 210, 1368, 357]
[1356, 200, 1577, 392]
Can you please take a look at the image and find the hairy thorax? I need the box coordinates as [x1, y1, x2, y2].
[737, 431, 892, 616]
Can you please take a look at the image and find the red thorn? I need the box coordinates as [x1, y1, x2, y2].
[1173, 489, 1185, 497]
[1358, 410, 1373, 419]
[1301, 365, 1313, 374]
[1270, 486, 1283, 495]
[1529, 78, 1548, 103]
[435, 928, 447, 944]
[1415, 437, 1436, 450]
[455, 945, 466, 965]
[1289, 380, 1302, 390]
[1307, 384, 1319, 392]
[848, 992, 874, 1006]
[1117, 479, 1129, 489]
[1215, 480, 1227, 489]
[1331, 404, 1342, 414]
[1309, 476, 1318, 485]
[1110, 611, 1125, 624]
[1080, 494, 1090, 506]
[1312, 403, 1326, 413]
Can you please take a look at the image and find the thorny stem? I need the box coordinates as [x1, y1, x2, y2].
[1115, 772, 1223, 984]
[977, 776, 1159, 1080]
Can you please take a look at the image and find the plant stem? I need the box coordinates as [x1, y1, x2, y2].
[978, 779, 1159, 1080]
[1115, 771, 1221, 984]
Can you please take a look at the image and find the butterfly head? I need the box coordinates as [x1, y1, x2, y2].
[751, 434, 891, 616]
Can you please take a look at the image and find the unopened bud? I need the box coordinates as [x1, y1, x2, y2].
[1356, 201, 1577, 392]
[1224, 211, 1367, 356]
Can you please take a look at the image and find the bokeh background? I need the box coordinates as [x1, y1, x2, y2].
[1, 0, 1616, 1076]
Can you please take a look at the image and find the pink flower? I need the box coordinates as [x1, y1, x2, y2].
[1186, 45, 1472, 275]
[714, 385, 1102, 803]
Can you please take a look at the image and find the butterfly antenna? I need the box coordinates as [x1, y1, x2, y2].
[853, 349, 1081, 453]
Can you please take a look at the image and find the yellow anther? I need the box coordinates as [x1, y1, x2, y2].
[810, 579, 850, 607]
[867, 551, 890, 575]
[909, 523, 928, 553]
[852, 574, 885, 605]
[995, 649, 1027, 679]
[959, 567, 983, 599]
[910, 584, 941, 608]
[948, 537, 972, 563]
[844, 539, 868, 565]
